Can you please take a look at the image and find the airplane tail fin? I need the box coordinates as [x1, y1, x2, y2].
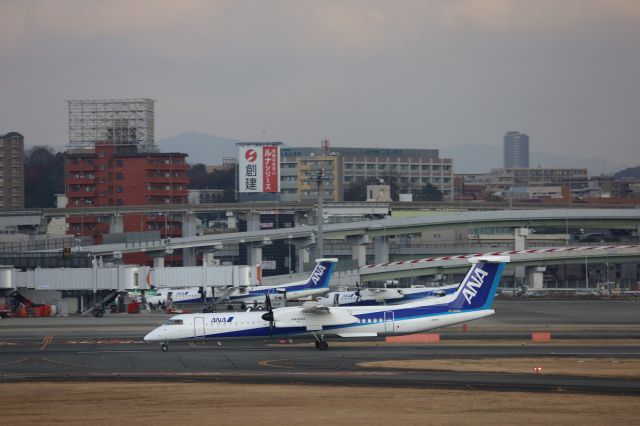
[447, 256, 509, 311]
[304, 258, 338, 289]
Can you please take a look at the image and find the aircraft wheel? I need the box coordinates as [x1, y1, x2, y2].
[240, 304, 247, 310]
[319, 341, 329, 351]
[314, 341, 321, 350]
[227, 305, 234, 311]
[202, 307, 210, 313]
[161, 343, 168, 352]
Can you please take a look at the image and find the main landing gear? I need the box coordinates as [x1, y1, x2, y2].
[312, 333, 329, 351]
[160, 343, 169, 352]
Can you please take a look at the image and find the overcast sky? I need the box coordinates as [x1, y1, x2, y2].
[1, 0, 639, 166]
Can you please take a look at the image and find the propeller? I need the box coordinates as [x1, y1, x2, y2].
[261, 293, 275, 337]
[354, 281, 361, 304]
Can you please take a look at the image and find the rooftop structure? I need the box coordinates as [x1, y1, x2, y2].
[67, 99, 155, 152]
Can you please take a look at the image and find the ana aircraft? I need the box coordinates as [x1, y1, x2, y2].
[216, 258, 337, 308]
[146, 287, 211, 306]
[316, 283, 459, 307]
[145, 258, 337, 310]
[144, 255, 508, 351]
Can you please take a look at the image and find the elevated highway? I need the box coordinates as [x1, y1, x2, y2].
[0, 200, 634, 219]
[37, 209, 640, 260]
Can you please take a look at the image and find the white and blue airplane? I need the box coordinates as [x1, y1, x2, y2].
[146, 287, 211, 306]
[145, 258, 337, 310]
[316, 283, 460, 307]
[219, 258, 337, 308]
[144, 256, 508, 351]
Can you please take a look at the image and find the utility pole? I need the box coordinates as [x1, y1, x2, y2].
[316, 168, 325, 258]
[314, 166, 331, 258]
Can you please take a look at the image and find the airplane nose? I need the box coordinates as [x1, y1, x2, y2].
[144, 329, 162, 342]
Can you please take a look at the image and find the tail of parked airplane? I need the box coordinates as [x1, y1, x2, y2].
[301, 258, 338, 289]
[447, 256, 509, 311]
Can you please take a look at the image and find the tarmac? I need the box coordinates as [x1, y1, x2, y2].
[1, 299, 640, 394]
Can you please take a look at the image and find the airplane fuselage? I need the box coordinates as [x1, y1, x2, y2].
[144, 303, 494, 342]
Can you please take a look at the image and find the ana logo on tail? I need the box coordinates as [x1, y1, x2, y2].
[310, 264, 326, 285]
[461, 267, 488, 304]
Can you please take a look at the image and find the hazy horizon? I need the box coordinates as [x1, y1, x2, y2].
[2, 1, 639, 167]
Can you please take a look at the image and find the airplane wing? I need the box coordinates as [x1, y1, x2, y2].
[274, 304, 358, 328]
[360, 288, 404, 301]
[300, 302, 331, 314]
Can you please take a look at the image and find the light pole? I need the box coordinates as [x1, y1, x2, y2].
[288, 234, 293, 274]
[314, 166, 331, 259]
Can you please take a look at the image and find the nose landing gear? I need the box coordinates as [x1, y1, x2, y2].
[161, 343, 169, 352]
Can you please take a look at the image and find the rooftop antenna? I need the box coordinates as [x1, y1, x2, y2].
[322, 139, 330, 156]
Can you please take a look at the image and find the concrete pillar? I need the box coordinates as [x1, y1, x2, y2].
[245, 212, 261, 232]
[182, 248, 196, 267]
[347, 235, 370, 267]
[514, 228, 529, 285]
[297, 247, 309, 272]
[514, 227, 529, 251]
[526, 266, 546, 290]
[109, 215, 123, 234]
[352, 244, 367, 267]
[200, 243, 223, 266]
[179, 213, 198, 267]
[373, 236, 389, 264]
[248, 245, 263, 267]
[226, 211, 237, 229]
[153, 256, 165, 268]
[181, 213, 198, 237]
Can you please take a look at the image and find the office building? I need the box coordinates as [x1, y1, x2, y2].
[503, 131, 530, 168]
[280, 147, 453, 201]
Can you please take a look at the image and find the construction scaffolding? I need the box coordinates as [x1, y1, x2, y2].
[67, 99, 155, 151]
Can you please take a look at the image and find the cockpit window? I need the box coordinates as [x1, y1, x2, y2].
[163, 319, 184, 325]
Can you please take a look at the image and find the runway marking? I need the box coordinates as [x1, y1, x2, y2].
[550, 352, 640, 356]
[259, 356, 324, 369]
[0, 341, 22, 346]
[0, 358, 28, 367]
[40, 357, 105, 370]
[40, 335, 54, 351]
[76, 350, 149, 354]
[64, 339, 144, 345]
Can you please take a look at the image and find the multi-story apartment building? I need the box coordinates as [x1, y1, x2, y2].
[0, 132, 25, 209]
[280, 147, 453, 201]
[65, 143, 188, 239]
[486, 167, 589, 193]
[295, 155, 343, 202]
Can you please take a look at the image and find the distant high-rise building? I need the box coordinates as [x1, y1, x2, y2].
[503, 131, 530, 168]
[0, 132, 25, 209]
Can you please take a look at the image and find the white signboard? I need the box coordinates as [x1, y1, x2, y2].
[261, 260, 277, 270]
[238, 145, 280, 193]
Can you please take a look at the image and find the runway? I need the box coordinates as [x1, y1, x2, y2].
[1, 299, 640, 394]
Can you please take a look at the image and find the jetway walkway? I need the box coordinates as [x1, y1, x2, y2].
[358, 245, 640, 282]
